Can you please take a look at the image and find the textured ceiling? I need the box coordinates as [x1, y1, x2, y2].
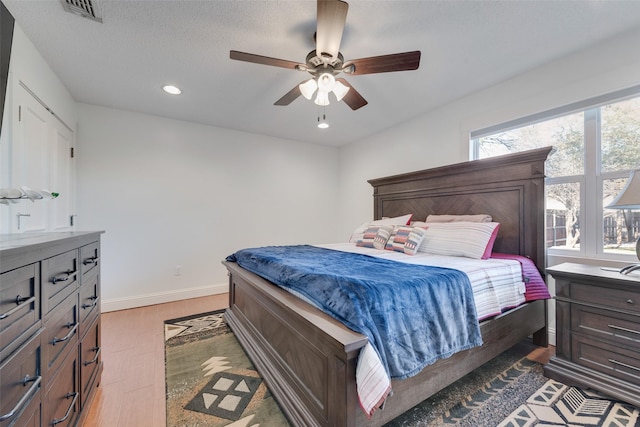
[4, 0, 640, 146]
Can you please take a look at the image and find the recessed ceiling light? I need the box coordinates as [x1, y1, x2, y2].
[162, 85, 182, 95]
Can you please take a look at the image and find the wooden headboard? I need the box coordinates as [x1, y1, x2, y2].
[368, 147, 552, 273]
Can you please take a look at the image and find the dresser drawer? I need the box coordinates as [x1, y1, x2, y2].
[572, 334, 640, 386]
[79, 316, 101, 407]
[2, 395, 40, 427]
[0, 332, 42, 427]
[78, 271, 99, 338]
[42, 293, 78, 388]
[80, 242, 99, 277]
[42, 250, 79, 316]
[571, 282, 640, 315]
[571, 304, 640, 350]
[44, 349, 79, 427]
[0, 264, 40, 363]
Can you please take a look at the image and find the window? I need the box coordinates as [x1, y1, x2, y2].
[471, 89, 640, 261]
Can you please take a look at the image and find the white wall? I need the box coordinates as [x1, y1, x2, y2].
[75, 104, 340, 311]
[6, 25, 76, 126]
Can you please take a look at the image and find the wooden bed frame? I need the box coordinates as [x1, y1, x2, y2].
[224, 146, 552, 427]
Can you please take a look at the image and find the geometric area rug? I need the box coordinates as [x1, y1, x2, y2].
[165, 310, 289, 427]
[165, 310, 640, 427]
[497, 380, 640, 427]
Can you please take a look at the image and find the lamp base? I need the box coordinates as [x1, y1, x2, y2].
[619, 236, 640, 275]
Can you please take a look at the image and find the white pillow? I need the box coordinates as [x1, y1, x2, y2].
[349, 214, 413, 242]
[425, 214, 492, 223]
[418, 222, 500, 259]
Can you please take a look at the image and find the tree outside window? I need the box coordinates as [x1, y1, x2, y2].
[473, 94, 640, 259]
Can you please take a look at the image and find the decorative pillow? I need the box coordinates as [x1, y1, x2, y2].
[349, 214, 413, 242]
[418, 222, 500, 259]
[385, 226, 427, 256]
[356, 225, 394, 249]
[426, 214, 492, 223]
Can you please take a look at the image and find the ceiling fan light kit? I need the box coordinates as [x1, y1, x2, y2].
[230, 0, 421, 118]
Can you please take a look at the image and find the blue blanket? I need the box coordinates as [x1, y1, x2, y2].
[226, 245, 482, 379]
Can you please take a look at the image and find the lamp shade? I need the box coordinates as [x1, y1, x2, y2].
[299, 79, 317, 100]
[607, 169, 640, 209]
[314, 91, 330, 106]
[332, 80, 350, 102]
[317, 73, 336, 92]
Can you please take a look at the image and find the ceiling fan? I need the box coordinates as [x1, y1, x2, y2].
[229, 0, 421, 111]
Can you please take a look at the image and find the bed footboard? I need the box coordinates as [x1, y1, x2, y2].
[225, 261, 547, 427]
[225, 261, 368, 426]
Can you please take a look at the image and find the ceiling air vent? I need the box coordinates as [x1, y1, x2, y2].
[61, 0, 102, 23]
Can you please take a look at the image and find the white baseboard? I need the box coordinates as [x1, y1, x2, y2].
[101, 282, 228, 313]
[547, 327, 556, 347]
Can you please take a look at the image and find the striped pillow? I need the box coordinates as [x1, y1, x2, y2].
[356, 225, 394, 250]
[418, 222, 500, 259]
[349, 214, 413, 243]
[385, 226, 427, 255]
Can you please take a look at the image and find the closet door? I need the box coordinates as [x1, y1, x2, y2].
[9, 83, 75, 233]
[49, 118, 74, 231]
[11, 84, 50, 232]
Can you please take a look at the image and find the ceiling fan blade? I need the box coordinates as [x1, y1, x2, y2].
[345, 51, 421, 75]
[274, 84, 303, 106]
[336, 78, 367, 110]
[230, 50, 304, 70]
[316, 0, 348, 59]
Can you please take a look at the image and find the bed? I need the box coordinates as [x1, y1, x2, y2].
[223, 146, 552, 427]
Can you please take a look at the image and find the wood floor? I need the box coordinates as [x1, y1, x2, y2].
[81, 294, 555, 427]
[82, 294, 228, 427]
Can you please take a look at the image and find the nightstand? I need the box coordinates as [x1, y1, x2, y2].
[545, 262, 640, 407]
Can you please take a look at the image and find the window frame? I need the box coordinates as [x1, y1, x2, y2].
[470, 85, 640, 264]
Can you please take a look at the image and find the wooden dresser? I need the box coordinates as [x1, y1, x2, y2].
[1, 231, 104, 427]
[545, 262, 640, 406]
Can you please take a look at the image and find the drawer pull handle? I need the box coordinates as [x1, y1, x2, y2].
[51, 392, 79, 426]
[0, 375, 42, 422]
[608, 324, 640, 335]
[84, 346, 101, 366]
[52, 322, 78, 345]
[82, 295, 100, 309]
[52, 270, 78, 284]
[609, 359, 640, 373]
[83, 256, 99, 265]
[0, 295, 36, 320]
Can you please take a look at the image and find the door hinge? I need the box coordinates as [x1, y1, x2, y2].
[70, 147, 74, 158]
[70, 215, 76, 226]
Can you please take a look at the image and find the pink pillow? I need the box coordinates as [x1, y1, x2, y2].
[482, 223, 500, 259]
